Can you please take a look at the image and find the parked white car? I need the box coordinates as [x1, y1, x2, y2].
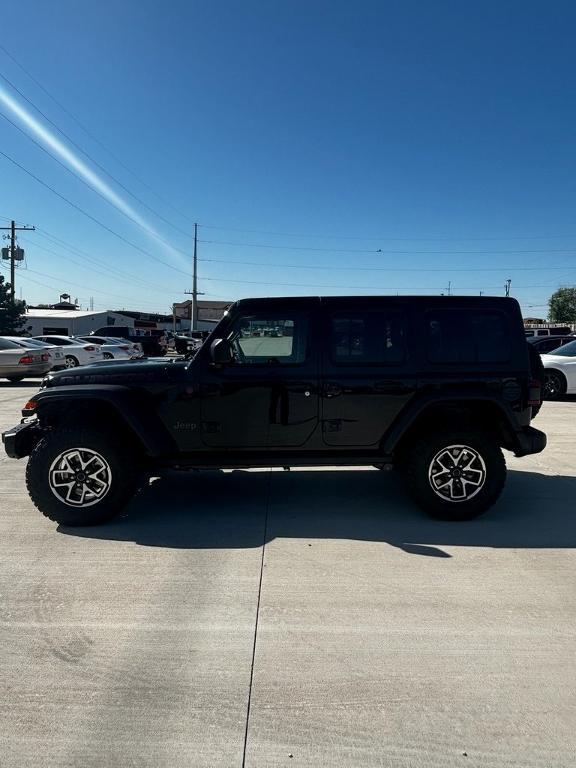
[33, 336, 102, 368]
[541, 339, 576, 398]
[3, 337, 66, 370]
[77, 335, 142, 360]
[0, 338, 53, 382]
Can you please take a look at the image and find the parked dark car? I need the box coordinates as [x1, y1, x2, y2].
[90, 326, 167, 357]
[173, 331, 211, 355]
[3, 296, 546, 527]
[527, 335, 574, 355]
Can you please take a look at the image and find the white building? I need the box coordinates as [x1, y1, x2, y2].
[23, 309, 133, 337]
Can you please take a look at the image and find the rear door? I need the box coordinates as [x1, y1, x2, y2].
[320, 305, 417, 447]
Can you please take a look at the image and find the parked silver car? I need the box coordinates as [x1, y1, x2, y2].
[2, 337, 66, 370]
[0, 338, 53, 382]
[33, 336, 102, 368]
[76, 336, 143, 360]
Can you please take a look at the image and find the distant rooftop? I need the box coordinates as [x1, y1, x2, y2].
[26, 309, 111, 318]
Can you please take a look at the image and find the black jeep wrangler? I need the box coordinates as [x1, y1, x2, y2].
[2, 296, 546, 526]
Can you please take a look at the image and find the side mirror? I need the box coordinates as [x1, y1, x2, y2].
[210, 338, 234, 365]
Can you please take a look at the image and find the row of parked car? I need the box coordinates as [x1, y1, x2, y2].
[0, 334, 143, 383]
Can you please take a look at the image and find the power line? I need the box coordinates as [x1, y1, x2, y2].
[200, 223, 576, 242]
[32, 228, 177, 291]
[199, 239, 576, 255]
[198, 275, 574, 291]
[0, 64, 193, 238]
[198, 257, 576, 273]
[0, 148, 190, 276]
[0, 111, 189, 256]
[19, 235, 180, 295]
[0, 44, 197, 229]
[3, 216, 149, 286]
[18, 266, 173, 307]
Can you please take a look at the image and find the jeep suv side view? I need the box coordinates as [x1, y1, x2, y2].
[2, 296, 546, 527]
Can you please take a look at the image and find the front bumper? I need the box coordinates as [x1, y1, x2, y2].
[513, 426, 547, 457]
[2, 421, 43, 459]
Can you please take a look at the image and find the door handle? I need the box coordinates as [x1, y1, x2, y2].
[324, 382, 342, 398]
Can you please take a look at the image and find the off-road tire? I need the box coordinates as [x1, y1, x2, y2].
[405, 431, 506, 520]
[26, 425, 139, 526]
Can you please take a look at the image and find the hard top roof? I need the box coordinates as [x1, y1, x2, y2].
[234, 295, 519, 310]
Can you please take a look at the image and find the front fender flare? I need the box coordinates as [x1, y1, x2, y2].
[33, 385, 176, 457]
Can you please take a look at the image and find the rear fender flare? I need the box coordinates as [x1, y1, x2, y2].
[381, 393, 520, 455]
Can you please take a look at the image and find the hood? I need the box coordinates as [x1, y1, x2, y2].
[42, 358, 190, 388]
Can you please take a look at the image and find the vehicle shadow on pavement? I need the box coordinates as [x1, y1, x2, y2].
[60, 468, 576, 556]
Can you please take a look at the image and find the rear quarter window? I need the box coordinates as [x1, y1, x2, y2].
[426, 310, 511, 364]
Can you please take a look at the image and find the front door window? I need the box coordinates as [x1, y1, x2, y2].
[228, 316, 307, 365]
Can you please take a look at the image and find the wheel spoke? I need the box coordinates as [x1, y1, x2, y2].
[464, 468, 483, 485]
[52, 475, 75, 488]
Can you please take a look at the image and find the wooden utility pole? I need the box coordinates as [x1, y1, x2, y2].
[0, 220, 35, 301]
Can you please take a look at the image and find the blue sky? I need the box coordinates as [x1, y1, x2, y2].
[1, 0, 576, 316]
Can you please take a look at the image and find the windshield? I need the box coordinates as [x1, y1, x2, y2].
[548, 340, 576, 357]
[20, 338, 49, 347]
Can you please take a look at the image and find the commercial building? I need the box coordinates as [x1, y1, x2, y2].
[22, 309, 133, 337]
[172, 300, 230, 331]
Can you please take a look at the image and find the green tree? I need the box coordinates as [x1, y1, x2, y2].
[548, 287, 576, 323]
[0, 275, 26, 334]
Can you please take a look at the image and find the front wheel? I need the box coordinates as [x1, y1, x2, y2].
[103, 352, 113, 360]
[64, 355, 79, 368]
[26, 425, 140, 526]
[7, 376, 25, 383]
[405, 431, 506, 520]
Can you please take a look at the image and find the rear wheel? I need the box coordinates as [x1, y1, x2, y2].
[26, 425, 140, 526]
[7, 375, 25, 383]
[405, 431, 506, 520]
[64, 355, 79, 368]
[544, 370, 567, 400]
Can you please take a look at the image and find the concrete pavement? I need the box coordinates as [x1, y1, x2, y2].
[0, 381, 575, 767]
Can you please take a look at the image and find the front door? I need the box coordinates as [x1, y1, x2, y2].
[321, 307, 417, 447]
[200, 312, 318, 448]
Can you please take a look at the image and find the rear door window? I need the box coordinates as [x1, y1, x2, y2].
[426, 310, 510, 363]
[330, 311, 406, 364]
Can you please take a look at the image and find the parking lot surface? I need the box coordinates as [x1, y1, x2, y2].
[0, 381, 575, 767]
